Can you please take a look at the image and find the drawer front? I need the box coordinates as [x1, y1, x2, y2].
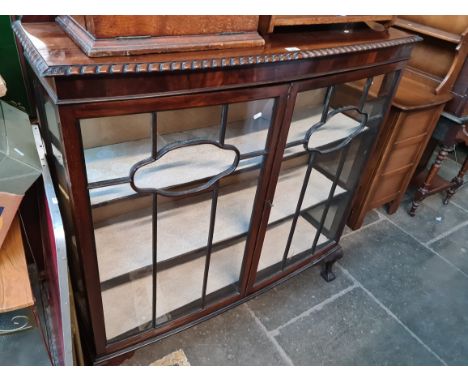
[368, 105, 443, 208]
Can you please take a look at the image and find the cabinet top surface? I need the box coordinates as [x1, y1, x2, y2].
[13, 21, 421, 78]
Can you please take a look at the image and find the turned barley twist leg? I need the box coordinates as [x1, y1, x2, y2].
[443, 153, 468, 205]
[409, 144, 452, 216]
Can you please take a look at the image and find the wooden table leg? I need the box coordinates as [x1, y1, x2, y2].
[409, 144, 452, 216]
[444, 152, 468, 204]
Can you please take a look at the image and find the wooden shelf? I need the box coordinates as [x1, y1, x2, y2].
[395, 19, 461, 44]
[94, 164, 345, 284]
[411, 170, 453, 196]
[87, 108, 362, 205]
[0, 216, 34, 313]
[101, 216, 329, 340]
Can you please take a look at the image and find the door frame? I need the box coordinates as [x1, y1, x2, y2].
[55, 83, 291, 357]
[245, 61, 407, 293]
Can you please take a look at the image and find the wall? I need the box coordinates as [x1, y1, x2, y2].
[0, 16, 31, 114]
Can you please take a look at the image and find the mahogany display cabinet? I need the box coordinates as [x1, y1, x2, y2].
[13, 18, 420, 364]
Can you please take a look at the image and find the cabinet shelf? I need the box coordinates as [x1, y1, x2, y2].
[87, 107, 362, 206]
[101, 214, 330, 340]
[95, 164, 346, 284]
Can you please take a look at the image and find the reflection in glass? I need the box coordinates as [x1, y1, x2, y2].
[80, 98, 275, 341]
[256, 75, 391, 284]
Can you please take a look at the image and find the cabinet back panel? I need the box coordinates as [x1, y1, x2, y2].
[80, 100, 275, 149]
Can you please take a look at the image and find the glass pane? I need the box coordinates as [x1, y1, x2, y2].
[156, 167, 262, 324]
[94, 194, 153, 341]
[81, 99, 274, 206]
[333, 74, 388, 124]
[155, 190, 211, 324]
[81, 113, 153, 184]
[256, 72, 397, 283]
[158, 99, 274, 154]
[256, 155, 341, 280]
[79, 97, 275, 341]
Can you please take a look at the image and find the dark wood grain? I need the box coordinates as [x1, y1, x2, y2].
[13, 21, 420, 77]
[259, 16, 395, 35]
[56, 16, 265, 57]
[79, 16, 260, 38]
[445, 58, 468, 117]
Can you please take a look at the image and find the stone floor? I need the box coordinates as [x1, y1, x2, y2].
[124, 153, 468, 366]
[1, 153, 466, 365]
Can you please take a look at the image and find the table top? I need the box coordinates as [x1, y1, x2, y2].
[13, 20, 421, 77]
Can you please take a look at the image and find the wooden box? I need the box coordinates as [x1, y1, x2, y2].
[258, 15, 395, 34]
[56, 16, 265, 57]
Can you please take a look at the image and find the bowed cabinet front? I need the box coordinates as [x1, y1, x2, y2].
[35, 67, 400, 362]
[16, 20, 418, 363]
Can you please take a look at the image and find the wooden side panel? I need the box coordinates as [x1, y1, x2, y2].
[401, 15, 468, 36]
[0, 216, 34, 313]
[70, 16, 86, 30]
[260, 15, 395, 34]
[371, 105, 444, 208]
[79, 16, 260, 38]
[445, 57, 468, 117]
[407, 40, 454, 79]
[350, 103, 446, 224]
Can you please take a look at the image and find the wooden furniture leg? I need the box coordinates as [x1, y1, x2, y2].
[387, 194, 404, 214]
[320, 246, 343, 282]
[444, 152, 468, 204]
[409, 144, 452, 216]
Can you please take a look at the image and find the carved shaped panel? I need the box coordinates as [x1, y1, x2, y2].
[306, 107, 368, 152]
[132, 141, 239, 196]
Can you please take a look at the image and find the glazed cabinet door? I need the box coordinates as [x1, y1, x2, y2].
[250, 70, 401, 289]
[71, 86, 288, 346]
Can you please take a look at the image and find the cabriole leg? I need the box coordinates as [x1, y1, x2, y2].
[320, 247, 343, 282]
